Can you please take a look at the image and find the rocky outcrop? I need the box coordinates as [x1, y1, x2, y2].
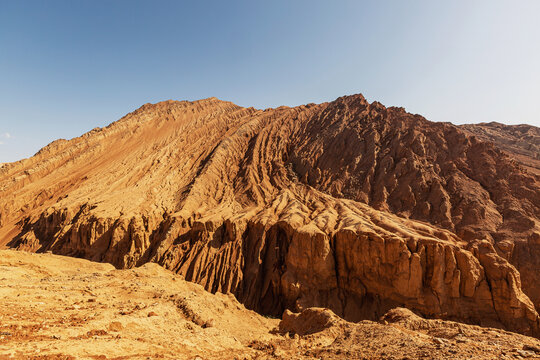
[461, 122, 540, 175]
[1, 95, 540, 337]
[7, 197, 540, 336]
[279, 308, 343, 336]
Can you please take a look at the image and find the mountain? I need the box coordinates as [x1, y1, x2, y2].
[1, 95, 540, 337]
[461, 122, 540, 175]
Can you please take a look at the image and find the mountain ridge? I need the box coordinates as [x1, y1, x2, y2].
[1, 94, 540, 337]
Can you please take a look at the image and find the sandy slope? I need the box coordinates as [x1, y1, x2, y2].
[2, 250, 540, 360]
[0, 250, 277, 359]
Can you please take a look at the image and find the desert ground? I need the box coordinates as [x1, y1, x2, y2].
[2, 249, 540, 360]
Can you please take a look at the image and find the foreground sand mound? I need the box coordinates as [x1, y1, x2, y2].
[1, 95, 540, 337]
[3, 250, 540, 359]
[278, 308, 344, 336]
[0, 250, 277, 359]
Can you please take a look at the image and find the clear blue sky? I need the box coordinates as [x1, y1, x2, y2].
[1, 1, 539, 163]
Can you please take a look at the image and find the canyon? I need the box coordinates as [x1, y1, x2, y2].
[1, 95, 539, 341]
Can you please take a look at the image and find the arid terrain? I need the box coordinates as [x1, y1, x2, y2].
[2, 249, 540, 360]
[0, 95, 539, 358]
[462, 122, 540, 175]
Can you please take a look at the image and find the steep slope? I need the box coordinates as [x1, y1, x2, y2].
[1, 95, 540, 337]
[460, 122, 540, 309]
[461, 122, 540, 175]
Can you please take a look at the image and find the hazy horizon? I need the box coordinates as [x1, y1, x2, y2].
[1, 0, 539, 163]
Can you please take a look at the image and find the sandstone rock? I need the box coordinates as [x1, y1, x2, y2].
[461, 122, 540, 176]
[0, 95, 539, 337]
[108, 321, 123, 332]
[279, 308, 342, 336]
[380, 307, 427, 330]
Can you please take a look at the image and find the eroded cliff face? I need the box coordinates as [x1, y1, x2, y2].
[461, 122, 540, 175]
[1, 96, 540, 336]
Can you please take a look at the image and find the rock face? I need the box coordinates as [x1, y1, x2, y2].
[279, 307, 342, 336]
[1, 95, 540, 336]
[461, 122, 540, 175]
[460, 121, 540, 316]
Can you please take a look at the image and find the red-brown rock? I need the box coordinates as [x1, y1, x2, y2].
[1, 95, 539, 336]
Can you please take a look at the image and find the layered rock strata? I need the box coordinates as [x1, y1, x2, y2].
[1, 95, 539, 336]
